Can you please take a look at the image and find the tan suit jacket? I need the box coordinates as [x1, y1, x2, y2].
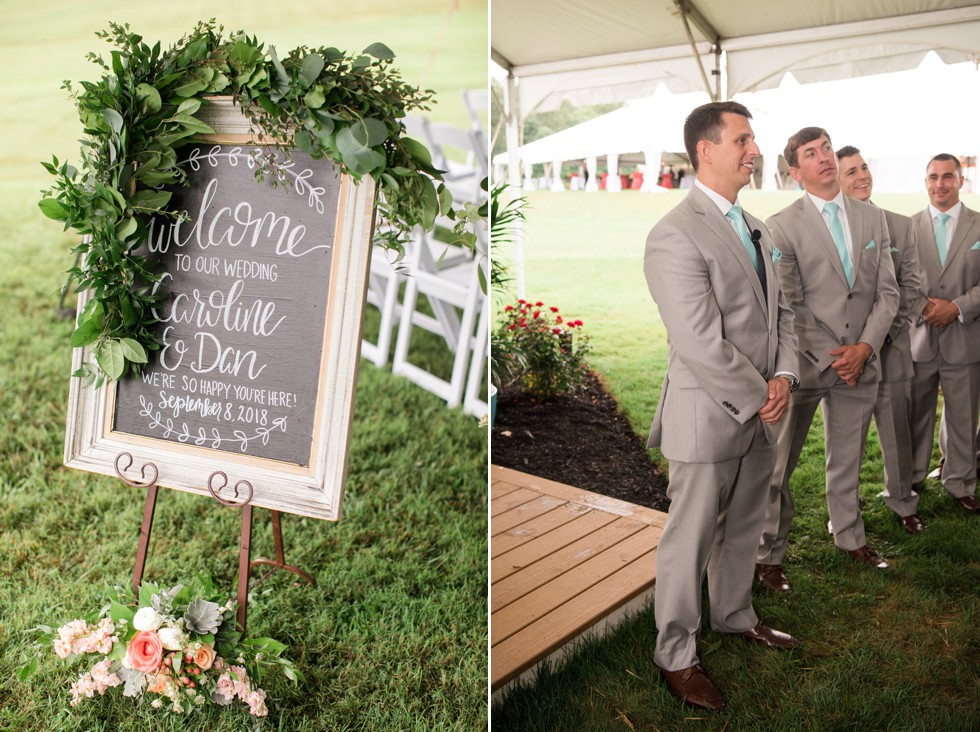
[767, 195, 900, 388]
[879, 208, 927, 382]
[645, 186, 799, 463]
[910, 204, 980, 365]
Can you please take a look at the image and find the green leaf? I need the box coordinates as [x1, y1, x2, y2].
[362, 42, 396, 61]
[110, 599, 135, 625]
[419, 177, 438, 230]
[115, 217, 137, 240]
[96, 340, 126, 380]
[294, 129, 317, 157]
[103, 108, 124, 134]
[352, 118, 389, 148]
[38, 198, 68, 220]
[304, 85, 325, 109]
[135, 83, 162, 113]
[176, 98, 202, 116]
[119, 338, 148, 364]
[173, 71, 209, 98]
[168, 113, 215, 135]
[299, 53, 325, 88]
[131, 189, 172, 210]
[16, 655, 38, 683]
[401, 137, 433, 168]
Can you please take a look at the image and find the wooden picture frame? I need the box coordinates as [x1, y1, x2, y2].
[64, 101, 376, 521]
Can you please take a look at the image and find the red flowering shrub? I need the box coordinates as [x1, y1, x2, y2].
[494, 299, 591, 398]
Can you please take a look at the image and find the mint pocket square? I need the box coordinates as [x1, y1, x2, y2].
[972, 241, 980, 250]
[771, 248, 782, 262]
[889, 247, 899, 253]
[865, 240, 876, 249]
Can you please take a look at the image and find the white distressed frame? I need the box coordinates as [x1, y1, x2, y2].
[64, 123, 375, 522]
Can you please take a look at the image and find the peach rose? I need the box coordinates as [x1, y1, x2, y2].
[126, 630, 164, 673]
[193, 644, 217, 671]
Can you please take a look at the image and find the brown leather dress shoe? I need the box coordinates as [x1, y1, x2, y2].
[737, 621, 801, 650]
[957, 495, 980, 513]
[845, 545, 889, 568]
[900, 514, 925, 534]
[754, 563, 790, 592]
[658, 664, 725, 710]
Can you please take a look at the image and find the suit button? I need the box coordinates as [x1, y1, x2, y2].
[847, 293, 853, 299]
[733, 408, 740, 415]
[845, 324, 849, 329]
[940, 284, 946, 290]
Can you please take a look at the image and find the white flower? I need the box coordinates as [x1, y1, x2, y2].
[157, 626, 184, 651]
[133, 607, 164, 631]
[151, 699, 163, 709]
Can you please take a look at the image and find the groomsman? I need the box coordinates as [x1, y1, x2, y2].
[644, 101, 800, 711]
[909, 154, 980, 513]
[755, 127, 899, 594]
[836, 146, 927, 532]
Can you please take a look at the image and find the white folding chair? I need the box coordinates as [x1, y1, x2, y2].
[391, 227, 485, 410]
[360, 242, 406, 367]
[462, 279, 489, 419]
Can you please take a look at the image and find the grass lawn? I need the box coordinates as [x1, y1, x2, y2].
[492, 188, 980, 730]
[0, 3, 488, 730]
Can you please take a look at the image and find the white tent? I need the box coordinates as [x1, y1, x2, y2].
[499, 53, 980, 195]
[491, 1, 980, 293]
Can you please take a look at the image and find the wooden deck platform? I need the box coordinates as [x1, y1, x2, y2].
[491, 465, 668, 697]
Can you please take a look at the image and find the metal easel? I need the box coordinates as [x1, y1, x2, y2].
[115, 452, 314, 635]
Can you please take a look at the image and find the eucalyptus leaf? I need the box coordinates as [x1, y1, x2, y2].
[102, 108, 124, 134]
[362, 42, 395, 61]
[115, 216, 137, 240]
[299, 53, 325, 88]
[304, 85, 325, 109]
[135, 83, 162, 113]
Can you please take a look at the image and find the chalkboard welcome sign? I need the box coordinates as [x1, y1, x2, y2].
[65, 102, 376, 521]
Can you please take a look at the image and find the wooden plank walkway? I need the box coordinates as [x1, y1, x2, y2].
[491, 465, 668, 696]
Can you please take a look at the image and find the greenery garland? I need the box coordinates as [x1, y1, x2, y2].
[39, 20, 454, 384]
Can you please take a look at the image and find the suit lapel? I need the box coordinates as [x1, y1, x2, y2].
[799, 197, 850, 287]
[845, 198, 864, 280]
[689, 188, 768, 313]
[944, 206, 980, 272]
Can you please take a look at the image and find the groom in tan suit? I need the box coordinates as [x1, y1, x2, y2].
[644, 101, 800, 711]
[755, 128, 899, 591]
[909, 154, 980, 513]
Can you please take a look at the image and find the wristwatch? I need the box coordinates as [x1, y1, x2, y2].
[778, 373, 800, 392]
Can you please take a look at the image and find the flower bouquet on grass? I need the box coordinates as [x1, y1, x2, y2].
[20, 574, 301, 716]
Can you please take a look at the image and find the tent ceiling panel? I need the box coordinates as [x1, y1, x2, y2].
[493, 1, 980, 109]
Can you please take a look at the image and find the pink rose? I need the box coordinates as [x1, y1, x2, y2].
[126, 630, 164, 673]
[193, 644, 217, 671]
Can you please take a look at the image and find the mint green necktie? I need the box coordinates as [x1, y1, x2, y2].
[823, 202, 852, 286]
[726, 204, 758, 269]
[935, 213, 951, 265]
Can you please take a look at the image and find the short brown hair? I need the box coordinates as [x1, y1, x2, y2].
[784, 127, 831, 168]
[684, 101, 752, 173]
[836, 145, 860, 161]
[928, 153, 961, 171]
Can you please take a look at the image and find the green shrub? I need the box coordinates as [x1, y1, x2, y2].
[494, 298, 591, 399]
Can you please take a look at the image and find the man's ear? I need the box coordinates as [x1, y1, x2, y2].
[697, 139, 712, 167]
[788, 166, 803, 184]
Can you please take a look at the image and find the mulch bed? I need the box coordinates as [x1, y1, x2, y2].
[491, 372, 670, 513]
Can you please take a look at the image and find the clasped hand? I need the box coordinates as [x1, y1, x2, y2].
[757, 377, 791, 424]
[829, 342, 872, 387]
[922, 297, 960, 328]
